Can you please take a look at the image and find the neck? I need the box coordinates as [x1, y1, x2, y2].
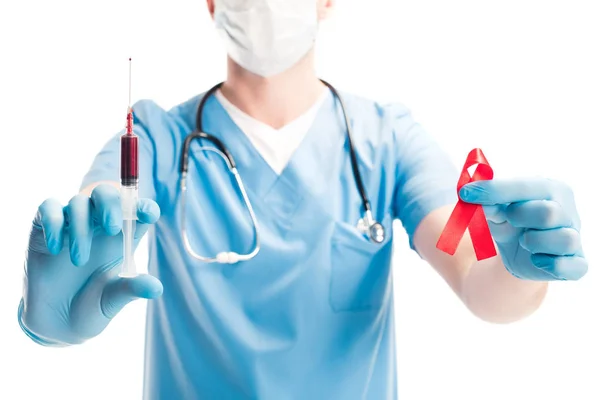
[220, 50, 325, 129]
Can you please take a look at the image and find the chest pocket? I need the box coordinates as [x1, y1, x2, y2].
[329, 213, 394, 313]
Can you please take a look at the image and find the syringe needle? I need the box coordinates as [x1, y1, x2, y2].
[128, 57, 132, 108]
[126, 58, 134, 135]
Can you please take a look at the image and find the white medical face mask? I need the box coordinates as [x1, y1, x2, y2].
[214, 0, 319, 77]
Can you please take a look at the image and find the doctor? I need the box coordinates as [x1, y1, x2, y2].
[19, 0, 587, 399]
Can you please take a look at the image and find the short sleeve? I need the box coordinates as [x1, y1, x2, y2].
[80, 122, 156, 200]
[390, 104, 458, 250]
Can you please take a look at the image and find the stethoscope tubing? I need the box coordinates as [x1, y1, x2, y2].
[183, 80, 372, 214]
[178, 80, 384, 263]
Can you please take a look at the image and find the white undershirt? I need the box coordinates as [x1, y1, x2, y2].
[215, 88, 328, 175]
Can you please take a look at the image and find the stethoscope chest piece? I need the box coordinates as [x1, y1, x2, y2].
[357, 210, 385, 244]
[370, 222, 385, 244]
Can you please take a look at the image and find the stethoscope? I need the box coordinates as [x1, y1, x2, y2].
[179, 80, 385, 264]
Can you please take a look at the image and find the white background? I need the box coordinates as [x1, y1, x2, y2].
[1, 0, 598, 399]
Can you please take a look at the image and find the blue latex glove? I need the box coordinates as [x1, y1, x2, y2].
[19, 184, 163, 346]
[459, 178, 587, 281]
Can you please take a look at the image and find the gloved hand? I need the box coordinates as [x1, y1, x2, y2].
[19, 184, 163, 346]
[459, 178, 587, 281]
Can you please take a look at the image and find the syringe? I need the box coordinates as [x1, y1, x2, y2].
[119, 58, 139, 278]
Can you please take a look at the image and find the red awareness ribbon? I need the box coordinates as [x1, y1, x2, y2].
[436, 148, 497, 261]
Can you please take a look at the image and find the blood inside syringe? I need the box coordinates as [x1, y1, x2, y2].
[120, 108, 138, 187]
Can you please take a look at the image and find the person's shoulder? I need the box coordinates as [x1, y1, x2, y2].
[167, 93, 204, 127]
[336, 90, 413, 120]
[335, 89, 416, 145]
[131, 94, 203, 145]
[336, 91, 416, 144]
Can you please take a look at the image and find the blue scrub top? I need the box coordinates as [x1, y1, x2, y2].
[81, 88, 458, 399]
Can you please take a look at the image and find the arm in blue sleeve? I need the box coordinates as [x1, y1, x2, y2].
[391, 105, 458, 251]
[80, 122, 156, 200]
